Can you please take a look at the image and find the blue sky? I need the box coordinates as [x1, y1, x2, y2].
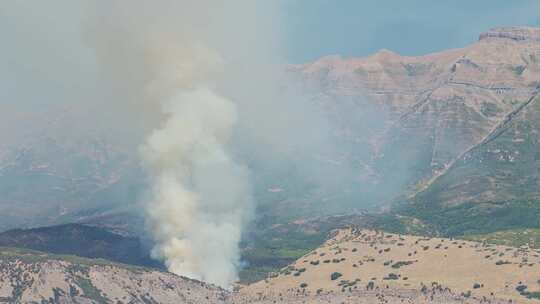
[281, 0, 540, 62]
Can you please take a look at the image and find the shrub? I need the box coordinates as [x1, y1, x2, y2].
[516, 285, 528, 293]
[366, 281, 375, 290]
[330, 272, 343, 281]
[391, 261, 414, 269]
[383, 273, 399, 280]
[522, 291, 540, 299]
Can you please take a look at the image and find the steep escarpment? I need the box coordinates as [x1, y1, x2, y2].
[479, 27, 540, 42]
[292, 27, 540, 213]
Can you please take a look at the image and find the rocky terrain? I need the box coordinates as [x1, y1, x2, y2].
[241, 228, 540, 303]
[2, 235, 536, 304]
[293, 26, 540, 207]
[0, 247, 228, 304]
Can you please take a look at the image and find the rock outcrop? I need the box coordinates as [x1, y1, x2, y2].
[479, 26, 540, 42]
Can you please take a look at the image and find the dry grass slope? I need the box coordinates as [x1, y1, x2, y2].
[240, 228, 540, 304]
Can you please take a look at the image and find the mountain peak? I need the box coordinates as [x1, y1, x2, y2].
[479, 26, 540, 42]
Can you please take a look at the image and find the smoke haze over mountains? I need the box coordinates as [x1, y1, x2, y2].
[0, 1, 366, 287]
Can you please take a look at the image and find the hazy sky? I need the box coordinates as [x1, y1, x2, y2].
[282, 0, 540, 62]
[1, 0, 540, 109]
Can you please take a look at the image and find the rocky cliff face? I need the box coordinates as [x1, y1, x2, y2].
[479, 27, 540, 42]
[292, 27, 540, 212]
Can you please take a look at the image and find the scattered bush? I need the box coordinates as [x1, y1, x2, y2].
[330, 272, 343, 281]
[516, 285, 528, 293]
[522, 291, 540, 300]
[383, 273, 399, 280]
[391, 261, 414, 269]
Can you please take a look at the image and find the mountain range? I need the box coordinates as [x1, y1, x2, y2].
[1, 26, 540, 303]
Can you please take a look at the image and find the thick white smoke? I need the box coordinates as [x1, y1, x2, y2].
[83, 0, 281, 288]
[142, 88, 252, 287]
[1, 0, 349, 288]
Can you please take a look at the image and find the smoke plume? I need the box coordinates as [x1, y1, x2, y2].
[83, 0, 282, 287]
[142, 88, 252, 287]
[0, 0, 362, 288]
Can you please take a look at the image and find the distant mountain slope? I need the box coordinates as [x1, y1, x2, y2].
[0, 247, 227, 304]
[0, 224, 161, 269]
[293, 27, 540, 206]
[2, 27, 540, 232]
[0, 116, 143, 233]
[403, 93, 540, 235]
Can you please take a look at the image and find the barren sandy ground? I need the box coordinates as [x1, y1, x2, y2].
[239, 229, 540, 303]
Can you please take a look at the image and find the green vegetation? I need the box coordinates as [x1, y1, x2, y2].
[510, 65, 526, 76]
[403, 62, 432, 76]
[400, 200, 540, 237]
[463, 228, 540, 249]
[514, 284, 540, 300]
[522, 291, 540, 300]
[391, 261, 414, 269]
[330, 272, 342, 281]
[73, 275, 109, 303]
[0, 247, 152, 273]
[383, 273, 399, 280]
[401, 94, 540, 239]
